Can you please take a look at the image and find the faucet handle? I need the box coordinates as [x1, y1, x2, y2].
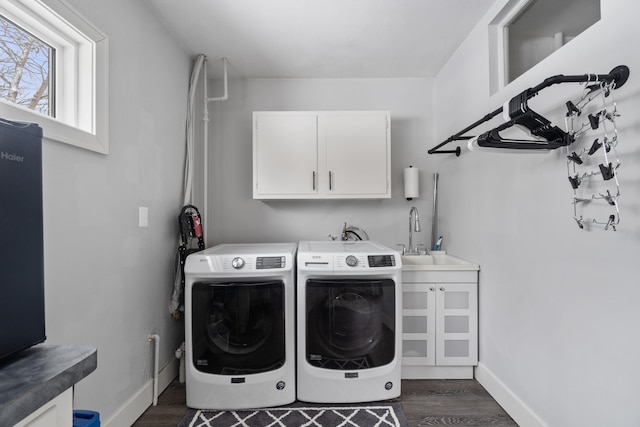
[396, 244, 406, 255]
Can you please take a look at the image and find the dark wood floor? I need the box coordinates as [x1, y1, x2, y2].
[133, 379, 518, 426]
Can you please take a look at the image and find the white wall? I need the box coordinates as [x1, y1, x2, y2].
[434, 0, 640, 425]
[41, 0, 190, 422]
[206, 78, 438, 249]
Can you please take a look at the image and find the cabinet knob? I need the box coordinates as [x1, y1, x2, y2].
[429, 287, 435, 291]
[439, 287, 445, 291]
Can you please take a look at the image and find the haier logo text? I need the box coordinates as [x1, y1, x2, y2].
[1, 151, 24, 162]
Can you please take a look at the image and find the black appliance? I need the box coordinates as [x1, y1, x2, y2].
[0, 118, 45, 361]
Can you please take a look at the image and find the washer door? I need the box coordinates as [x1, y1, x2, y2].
[191, 281, 285, 375]
[306, 279, 395, 370]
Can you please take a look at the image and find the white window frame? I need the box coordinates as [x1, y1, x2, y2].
[488, 0, 532, 95]
[0, 0, 108, 154]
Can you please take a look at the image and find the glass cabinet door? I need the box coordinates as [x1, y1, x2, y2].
[435, 283, 478, 366]
[401, 283, 436, 366]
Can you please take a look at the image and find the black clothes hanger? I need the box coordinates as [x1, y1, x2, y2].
[428, 65, 630, 155]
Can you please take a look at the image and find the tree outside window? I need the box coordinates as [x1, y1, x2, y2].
[0, 14, 52, 116]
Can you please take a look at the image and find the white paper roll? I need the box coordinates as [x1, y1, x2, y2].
[404, 166, 419, 199]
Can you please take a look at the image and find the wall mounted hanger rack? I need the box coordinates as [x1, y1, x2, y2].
[428, 65, 630, 156]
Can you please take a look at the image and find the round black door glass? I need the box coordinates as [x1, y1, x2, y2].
[191, 281, 285, 375]
[306, 279, 395, 370]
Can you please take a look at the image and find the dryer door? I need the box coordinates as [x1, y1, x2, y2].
[191, 281, 285, 375]
[306, 279, 396, 370]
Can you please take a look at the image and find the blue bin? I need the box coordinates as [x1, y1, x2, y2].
[73, 410, 100, 427]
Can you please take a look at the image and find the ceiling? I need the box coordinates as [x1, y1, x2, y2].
[144, 0, 497, 79]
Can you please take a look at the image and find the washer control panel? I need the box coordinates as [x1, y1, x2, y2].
[367, 255, 396, 267]
[256, 256, 286, 269]
[221, 255, 287, 271]
[300, 253, 399, 271]
[297, 240, 401, 273]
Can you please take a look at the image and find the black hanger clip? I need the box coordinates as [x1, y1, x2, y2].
[588, 138, 602, 155]
[568, 175, 582, 189]
[601, 190, 617, 206]
[599, 163, 614, 180]
[567, 152, 583, 165]
[605, 214, 616, 231]
[588, 112, 601, 130]
[566, 100, 581, 116]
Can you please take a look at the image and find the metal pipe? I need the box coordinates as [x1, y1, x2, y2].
[431, 173, 439, 251]
[147, 334, 160, 406]
[203, 57, 229, 247]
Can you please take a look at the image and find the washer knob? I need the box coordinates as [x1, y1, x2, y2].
[231, 257, 245, 269]
[345, 255, 358, 267]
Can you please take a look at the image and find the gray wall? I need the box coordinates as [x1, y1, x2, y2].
[207, 78, 438, 249]
[42, 0, 189, 421]
[434, 0, 640, 425]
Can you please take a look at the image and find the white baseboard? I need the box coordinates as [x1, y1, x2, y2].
[104, 358, 178, 427]
[402, 365, 473, 379]
[474, 362, 547, 427]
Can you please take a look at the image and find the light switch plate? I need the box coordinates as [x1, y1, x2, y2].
[138, 207, 148, 228]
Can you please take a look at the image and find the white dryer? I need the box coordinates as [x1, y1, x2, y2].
[185, 242, 297, 409]
[296, 240, 402, 403]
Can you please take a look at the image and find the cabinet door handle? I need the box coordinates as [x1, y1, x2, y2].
[439, 287, 445, 291]
[329, 171, 333, 190]
[312, 171, 316, 190]
[429, 287, 435, 291]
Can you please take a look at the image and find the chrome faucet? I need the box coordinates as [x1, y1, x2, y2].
[406, 207, 422, 255]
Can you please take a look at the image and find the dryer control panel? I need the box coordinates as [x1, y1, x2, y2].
[224, 255, 287, 271]
[185, 246, 295, 274]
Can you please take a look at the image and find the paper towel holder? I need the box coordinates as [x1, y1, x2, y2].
[404, 165, 420, 200]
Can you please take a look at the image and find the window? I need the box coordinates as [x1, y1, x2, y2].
[0, 15, 53, 115]
[0, 0, 108, 154]
[489, 0, 600, 93]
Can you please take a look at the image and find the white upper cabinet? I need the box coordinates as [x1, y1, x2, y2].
[253, 112, 319, 197]
[253, 111, 391, 199]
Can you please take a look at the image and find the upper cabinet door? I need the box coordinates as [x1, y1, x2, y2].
[253, 111, 391, 200]
[322, 112, 390, 197]
[253, 112, 318, 198]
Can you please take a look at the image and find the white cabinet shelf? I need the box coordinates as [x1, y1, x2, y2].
[401, 269, 478, 379]
[253, 111, 391, 199]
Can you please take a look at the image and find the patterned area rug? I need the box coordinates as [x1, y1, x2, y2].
[178, 402, 409, 427]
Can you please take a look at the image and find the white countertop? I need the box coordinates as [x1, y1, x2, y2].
[401, 253, 480, 271]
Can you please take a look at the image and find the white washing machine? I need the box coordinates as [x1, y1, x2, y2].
[185, 242, 297, 409]
[296, 240, 402, 403]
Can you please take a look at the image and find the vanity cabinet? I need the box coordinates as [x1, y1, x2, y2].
[0, 345, 97, 427]
[14, 388, 73, 427]
[401, 269, 478, 379]
[253, 111, 391, 199]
